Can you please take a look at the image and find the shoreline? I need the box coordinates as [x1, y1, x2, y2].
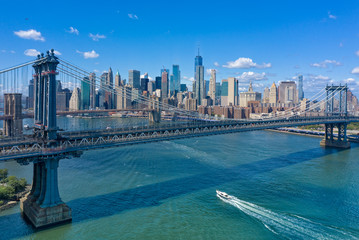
[0, 185, 31, 212]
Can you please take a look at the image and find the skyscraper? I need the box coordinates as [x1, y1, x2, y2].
[155, 76, 161, 90]
[89, 73, 96, 109]
[269, 82, 277, 104]
[194, 51, 205, 105]
[172, 65, 180, 93]
[195, 65, 205, 105]
[221, 79, 228, 106]
[161, 69, 168, 99]
[129, 70, 140, 89]
[278, 81, 298, 105]
[140, 73, 149, 92]
[228, 77, 239, 106]
[298, 75, 304, 101]
[107, 67, 113, 88]
[81, 77, 90, 110]
[27, 79, 34, 109]
[209, 69, 216, 103]
[69, 87, 81, 111]
[115, 71, 121, 87]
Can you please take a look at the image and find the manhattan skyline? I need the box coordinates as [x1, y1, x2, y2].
[0, 0, 359, 97]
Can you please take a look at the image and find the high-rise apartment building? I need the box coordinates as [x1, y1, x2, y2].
[221, 79, 228, 106]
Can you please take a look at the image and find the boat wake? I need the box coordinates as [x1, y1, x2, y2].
[218, 191, 359, 240]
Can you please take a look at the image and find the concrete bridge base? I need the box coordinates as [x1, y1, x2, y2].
[320, 139, 351, 149]
[20, 198, 71, 228]
[20, 157, 72, 228]
[320, 122, 351, 149]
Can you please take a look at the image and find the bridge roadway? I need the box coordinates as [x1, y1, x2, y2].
[0, 108, 169, 120]
[0, 116, 358, 163]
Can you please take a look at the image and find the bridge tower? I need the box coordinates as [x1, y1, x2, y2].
[3, 93, 23, 136]
[320, 85, 350, 148]
[149, 95, 161, 123]
[20, 49, 72, 228]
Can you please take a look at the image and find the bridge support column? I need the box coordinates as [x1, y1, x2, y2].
[20, 157, 71, 228]
[149, 110, 161, 124]
[320, 123, 350, 148]
[3, 93, 23, 136]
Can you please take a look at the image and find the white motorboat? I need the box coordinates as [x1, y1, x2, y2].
[216, 190, 231, 200]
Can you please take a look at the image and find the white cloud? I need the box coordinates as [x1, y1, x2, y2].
[10, 50, 15, 54]
[14, 29, 45, 41]
[89, 33, 106, 41]
[356, 50, 359, 57]
[214, 62, 219, 67]
[76, 50, 99, 59]
[351, 67, 359, 74]
[128, 14, 138, 20]
[24, 49, 40, 57]
[328, 12, 337, 19]
[310, 59, 341, 68]
[67, 27, 79, 35]
[344, 78, 355, 84]
[1, 50, 5, 53]
[223, 57, 271, 69]
[236, 72, 268, 82]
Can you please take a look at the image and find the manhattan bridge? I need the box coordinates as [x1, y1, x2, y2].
[0, 49, 358, 228]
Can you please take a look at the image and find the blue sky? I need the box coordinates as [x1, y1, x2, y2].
[1, 0, 359, 97]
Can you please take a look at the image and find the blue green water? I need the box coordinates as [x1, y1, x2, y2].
[0, 124, 359, 239]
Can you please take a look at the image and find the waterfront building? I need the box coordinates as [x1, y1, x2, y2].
[129, 70, 140, 89]
[300, 98, 310, 112]
[81, 77, 90, 110]
[239, 81, 261, 107]
[69, 87, 81, 111]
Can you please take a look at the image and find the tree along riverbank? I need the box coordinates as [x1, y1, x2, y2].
[0, 169, 30, 212]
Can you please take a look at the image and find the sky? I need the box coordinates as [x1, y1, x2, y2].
[0, 0, 359, 97]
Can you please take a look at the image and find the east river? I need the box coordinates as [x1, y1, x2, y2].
[0, 117, 359, 239]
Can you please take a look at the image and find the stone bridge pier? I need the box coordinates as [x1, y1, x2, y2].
[320, 123, 350, 148]
[148, 95, 161, 124]
[3, 93, 23, 136]
[20, 156, 72, 228]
